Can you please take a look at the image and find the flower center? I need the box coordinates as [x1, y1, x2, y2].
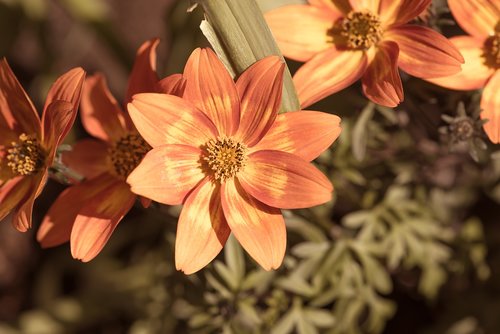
[339, 11, 382, 50]
[483, 27, 500, 69]
[108, 133, 151, 179]
[450, 119, 475, 141]
[6, 133, 46, 176]
[203, 137, 247, 182]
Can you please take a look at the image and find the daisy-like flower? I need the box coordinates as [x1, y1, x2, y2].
[37, 39, 185, 262]
[0, 59, 84, 232]
[265, 0, 464, 108]
[428, 0, 500, 143]
[127, 48, 342, 274]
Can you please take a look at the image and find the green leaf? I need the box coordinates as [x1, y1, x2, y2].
[352, 102, 375, 161]
[303, 309, 336, 327]
[224, 235, 246, 284]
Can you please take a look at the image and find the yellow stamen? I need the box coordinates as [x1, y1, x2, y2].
[339, 11, 382, 50]
[108, 133, 151, 179]
[203, 137, 247, 182]
[6, 133, 46, 176]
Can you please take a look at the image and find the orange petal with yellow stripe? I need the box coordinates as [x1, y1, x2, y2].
[37, 173, 117, 248]
[157, 73, 186, 96]
[309, 0, 348, 14]
[294, 47, 368, 108]
[385, 25, 464, 79]
[71, 180, 135, 262]
[379, 0, 431, 27]
[448, 0, 499, 38]
[183, 48, 240, 136]
[0, 58, 40, 135]
[239, 150, 333, 209]
[362, 41, 403, 107]
[125, 38, 160, 104]
[481, 71, 500, 143]
[81, 74, 130, 142]
[127, 144, 205, 205]
[129, 93, 218, 148]
[349, 0, 380, 12]
[426, 36, 494, 90]
[236, 56, 284, 146]
[0, 176, 31, 222]
[251, 111, 342, 161]
[42, 67, 85, 141]
[175, 179, 230, 274]
[265, 5, 338, 62]
[221, 178, 286, 271]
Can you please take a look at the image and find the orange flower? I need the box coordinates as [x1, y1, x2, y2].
[427, 0, 500, 143]
[37, 39, 185, 262]
[0, 59, 84, 231]
[126, 48, 342, 274]
[265, 0, 464, 108]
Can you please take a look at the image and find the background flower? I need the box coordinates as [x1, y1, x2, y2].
[0, 59, 84, 232]
[266, 0, 464, 107]
[427, 0, 500, 143]
[37, 39, 185, 262]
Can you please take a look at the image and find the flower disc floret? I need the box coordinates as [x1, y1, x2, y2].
[340, 11, 383, 50]
[108, 133, 151, 179]
[483, 28, 500, 68]
[6, 133, 46, 176]
[203, 137, 247, 183]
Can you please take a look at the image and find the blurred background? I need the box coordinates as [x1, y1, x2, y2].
[1, 0, 500, 333]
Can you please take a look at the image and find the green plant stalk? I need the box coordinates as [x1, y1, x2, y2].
[193, 0, 300, 113]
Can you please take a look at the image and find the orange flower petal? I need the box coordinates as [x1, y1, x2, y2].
[157, 73, 186, 96]
[251, 111, 342, 161]
[349, 0, 380, 12]
[0, 58, 40, 135]
[42, 67, 85, 140]
[426, 36, 494, 90]
[448, 0, 499, 38]
[239, 150, 333, 209]
[265, 5, 338, 62]
[125, 38, 160, 104]
[128, 93, 217, 147]
[309, 0, 348, 13]
[62, 139, 109, 180]
[12, 172, 45, 232]
[481, 71, 500, 143]
[362, 41, 403, 107]
[236, 56, 284, 146]
[379, 0, 432, 27]
[0, 176, 31, 222]
[37, 173, 116, 248]
[70, 180, 135, 262]
[129, 93, 218, 148]
[221, 178, 286, 271]
[175, 179, 230, 274]
[183, 48, 240, 136]
[127, 144, 205, 205]
[294, 47, 368, 108]
[385, 25, 464, 79]
[81, 74, 130, 142]
[41, 101, 75, 156]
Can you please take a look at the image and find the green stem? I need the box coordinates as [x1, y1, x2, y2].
[193, 0, 300, 113]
